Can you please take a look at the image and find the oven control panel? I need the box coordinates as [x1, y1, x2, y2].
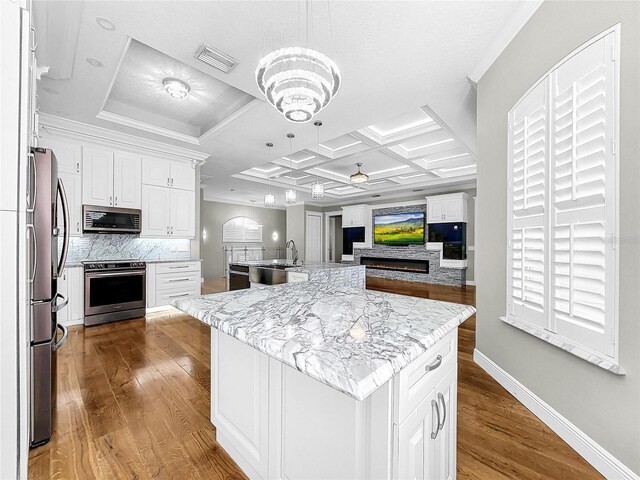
[84, 261, 146, 270]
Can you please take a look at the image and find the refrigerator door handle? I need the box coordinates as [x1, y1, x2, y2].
[56, 178, 70, 277]
[26, 224, 37, 283]
[27, 152, 37, 213]
[52, 293, 68, 313]
[52, 323, 68, 351]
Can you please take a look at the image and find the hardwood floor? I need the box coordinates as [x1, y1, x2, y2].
[28, 277, 603, 479]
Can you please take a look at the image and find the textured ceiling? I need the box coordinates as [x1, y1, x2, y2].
[34, 0, 525, 206]
[104, 39, 254, 136]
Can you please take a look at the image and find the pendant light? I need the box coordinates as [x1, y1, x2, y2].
[264, 142, 276, 207]
[350, 162, 369, 184]
[285, 133, 297, 204]
[311, 120, 325, 199]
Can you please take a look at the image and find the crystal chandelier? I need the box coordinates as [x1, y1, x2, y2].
[285, 133, 297, 204]
[350, 163, 369, 184]
[311, 120, 324, 199]
[264, 142, 276, 207]
[256, 48, 341, 123]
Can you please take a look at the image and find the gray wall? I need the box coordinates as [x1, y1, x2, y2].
[200, 200, 286, 279]
[476, 1, 639, 473]
[324, 188, 476, 282]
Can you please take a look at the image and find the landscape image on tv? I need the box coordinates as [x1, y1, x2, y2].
[374, 212, 425, 246]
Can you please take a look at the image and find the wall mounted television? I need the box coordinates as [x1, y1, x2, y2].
[374, 212, 425, 246]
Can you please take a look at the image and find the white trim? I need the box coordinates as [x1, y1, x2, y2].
[474, 349, 638, 480]
[201, 195, 286, 210]
[96, 110, 200, 145]
[468, 245, 475, 251]
[61, 318, 83, 327]
[38, 113, 210, 162]
[465, 280, 476, 286]
[421, 104, 477, 158]
[198, 99, 262, 144]
[467, 0, 545, 85]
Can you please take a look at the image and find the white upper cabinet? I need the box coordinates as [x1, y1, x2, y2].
[58, 172, 82, 236]
[142, 156, 194, 191]
[342, 205, 369, 227]
[82, 145, 113, 207]
[426, 193, 468, 223]
[507, 28, 619, 362]
[170, 161, 195, 191]
[113, 151, 141, 209]
[170, 189, 195, 237]
[141, 185, 170, 237]
[44, 138, 81, 175]
[142, 156, 171, 187]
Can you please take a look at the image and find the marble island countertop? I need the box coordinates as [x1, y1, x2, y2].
[172, 282, 475, 401]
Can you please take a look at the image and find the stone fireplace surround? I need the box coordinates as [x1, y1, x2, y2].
[347, 203, 466, 286]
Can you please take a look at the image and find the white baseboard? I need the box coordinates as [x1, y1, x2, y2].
[61, 318, 84, 327]
[466, 280, 476, 286]
[473, 349, 639, 480]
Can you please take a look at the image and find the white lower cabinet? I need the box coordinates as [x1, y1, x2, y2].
[395, 366, 456, 480]
[146, 261, 201, 308]
[57, 267, 84, 326]
[211, 328, 458, 480]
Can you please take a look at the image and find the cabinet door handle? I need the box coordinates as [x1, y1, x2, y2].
[171, 178, 174, 186]
[109, 195, 113, 205]
[167, 177, 170, 186]
[166, 226, 169, 234]
[76, 221, 80, 233]
[170, 226, 174, 235]
[115, 196, 118, 205]
[425, 355, 442, 372]
[437, 392, 446, 431]
[431, 399, 440, 439]
[30, 27, 38, 52]
[76, 162, 80, 173]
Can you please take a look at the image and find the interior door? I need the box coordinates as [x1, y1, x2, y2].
[305, 212, 322, 263]
[82, 146, 113, 207]
[329, 217, 336, 262]
[113, 151, 141, 209]
[170, 189, 195, 237]
[141, 185, 170, 236]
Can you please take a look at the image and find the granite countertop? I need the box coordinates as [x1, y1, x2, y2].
[65, 258, 202, 268]
[172, 282, 475, 401]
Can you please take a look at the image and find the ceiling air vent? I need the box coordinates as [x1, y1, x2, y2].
[194, 43, 238, 73]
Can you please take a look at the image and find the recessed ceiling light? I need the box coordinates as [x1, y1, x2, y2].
[96, 17, 116, 31]
[162, 77, 190, 99]
[86, 57, 103, 68]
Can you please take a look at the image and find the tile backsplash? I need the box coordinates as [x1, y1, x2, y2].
[62, 234, 191, 264]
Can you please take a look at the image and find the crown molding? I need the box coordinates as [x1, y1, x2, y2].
[38, 113, 210, 162]
[95, 110, 201, 145]
[467, 0, 545, 86]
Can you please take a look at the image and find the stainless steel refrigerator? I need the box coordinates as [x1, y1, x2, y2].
[28, 147, 70, 447]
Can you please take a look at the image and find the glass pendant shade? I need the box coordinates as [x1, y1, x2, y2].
[255, 47, 341, 123]
[264, 192, 275, 208]
[285, 188, 297, 204]
[311, 181, 324, 199]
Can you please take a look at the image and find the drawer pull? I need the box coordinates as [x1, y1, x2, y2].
[425, 355, 442, 373]
[437, 392, 446, 430]
[168, 293, 191, 298]
[168, 278, 191, 283]
[431, 399, 440, 439]
[169, 265, 190, 269]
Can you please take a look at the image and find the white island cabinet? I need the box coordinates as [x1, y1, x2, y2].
[173, 282, 474, 480]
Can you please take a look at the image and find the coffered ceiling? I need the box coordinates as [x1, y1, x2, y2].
[33, 0, 531, 207]
[234, 107, 476, 201]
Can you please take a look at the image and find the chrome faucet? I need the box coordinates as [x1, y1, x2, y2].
[286, 240, 299, 265]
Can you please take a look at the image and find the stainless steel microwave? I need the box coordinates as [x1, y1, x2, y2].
[83, 205, 141, 234]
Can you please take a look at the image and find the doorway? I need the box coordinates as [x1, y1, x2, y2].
[305, 211, 323, 263]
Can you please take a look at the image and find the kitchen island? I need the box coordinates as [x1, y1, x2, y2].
[173, 282, 475, 480]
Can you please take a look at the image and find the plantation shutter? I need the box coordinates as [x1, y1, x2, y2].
[507, 79, 548, 329]
[549, 32, 616, 356]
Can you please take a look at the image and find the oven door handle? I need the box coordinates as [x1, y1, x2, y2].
[85, 270, 146, 278]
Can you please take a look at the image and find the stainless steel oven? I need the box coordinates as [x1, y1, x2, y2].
[83, 261, 146, 326]
[83, 205, 141, 234]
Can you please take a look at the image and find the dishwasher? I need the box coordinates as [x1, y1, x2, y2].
[228, 264, 250, 290]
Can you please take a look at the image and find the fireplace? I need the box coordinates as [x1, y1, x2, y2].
[360, 256, 429, 274]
